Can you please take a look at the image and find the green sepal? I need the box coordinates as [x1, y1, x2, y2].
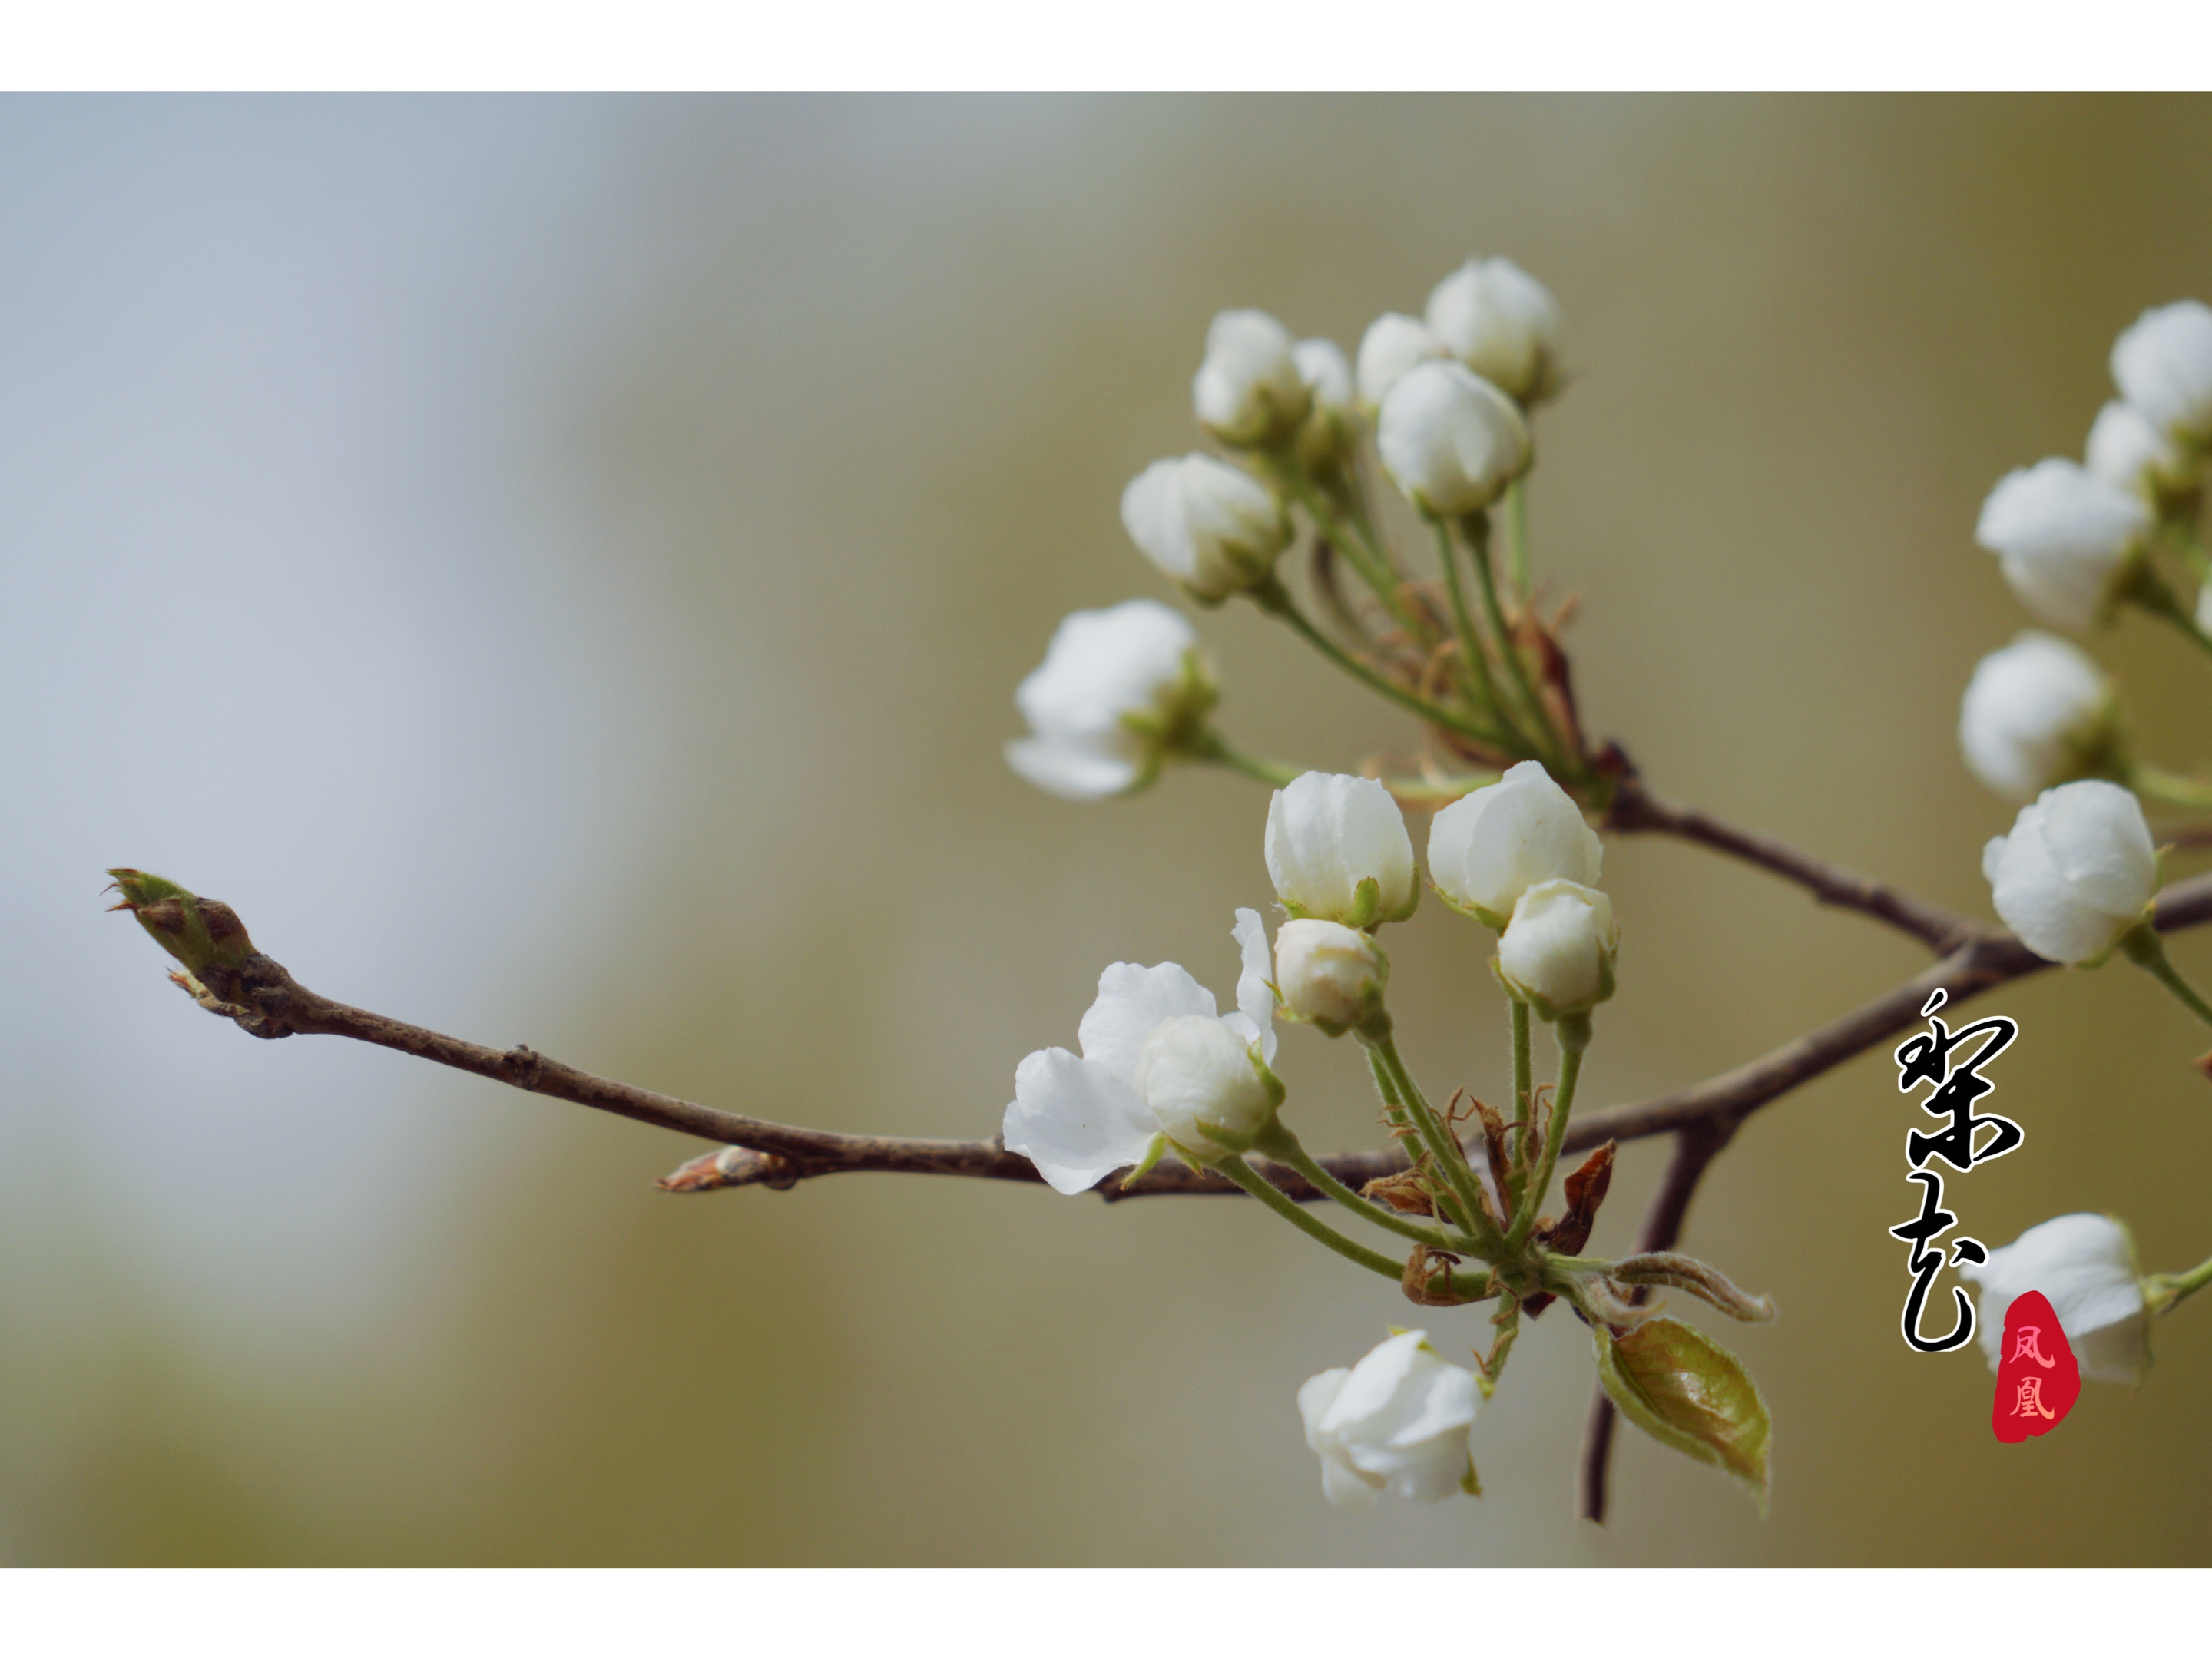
[1118, 1134, 1171, 1189]
[107, 869, 258, 978]
[1460, 1456, 1482, 1498]
[1593, 1316, 1771, 1515]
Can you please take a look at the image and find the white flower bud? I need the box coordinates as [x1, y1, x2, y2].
[1427, 760, 1602, 928]
[1982, 780, 2157, 965]
[1956, 631, 2119, 804]
[1121, 454, 1290, 604]
[2110, 298, 2212, 445]
[1423, 257, 1564, 406]
[1959, 1214, 2149, 1386]
[1006, 600, 1214, 801]
[1376, 359, 1532, 519]
[1292, 337, 1359, 470]
[2085, 399, 2190, 497]
[1975, 459, 2152, 631]
[1298, 1330, 1479, 1514]
[1264, 772, 1418, 928]
[1191, 309, 1310, 447]
[1355, 312, 1449, 408]
[1497, 879, 1617, 1019]
[1134, 1013, 1277, 1157]
[1273, 918, 1384, 1034]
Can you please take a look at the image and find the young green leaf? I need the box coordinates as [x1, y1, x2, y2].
[1593, 1316, 1771, 1513]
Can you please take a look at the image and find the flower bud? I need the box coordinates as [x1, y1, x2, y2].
[1291, 337, 1359, 471]
[1956, 631, 2121, 804]
[1497, 879, 1617, 1019]
[1354, 312, 1448, 408]
[107, 868, 259, 979]
[1191, 309, 1310, 448]
[2110, 298, 2212, 445]
[1298, 1330, 1479, 1514]
[1120, 454, 1290, 604]
[2085, 399, 2190, 498]
[1273, 919, 1385, 1035]
[1975, 458, 2152, 631]
[1134, 1013, 1279, 1158]
[1959, 1214, 2149, 1386]
[1005, 600, 1214, 801]
[1426, 760, 1602, 929]
[1376, 360, 1532, 518]
[1982, 779, 2157, 965]
[1264, 772, 1418, 928]
[1423, 257, 1564, 406]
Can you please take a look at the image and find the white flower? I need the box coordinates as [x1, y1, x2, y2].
[1376, 359, 1532, 518]
[1006, 601, 1213, 801]
[1292, 337, 1359, 469]
[1424, 257, 1564, 406]
[1191, 309, 1310, 447]
[1959, 1214, 2149, 1386]
[1003, 910, 1279, 1194]
[1497, 879, 1617, 1019]
[1298, 1330, 1479, 1515]
[1982, 780, 2157, 965]
[1975, 459, 2153, 631]
[2085, 399, 2190, 497]
[1427, 760, 1602, 928]
[1264, 772, 1418, 928]
[1956, 631, 2118, 804]
[1273, 918, 1384, 1034]
[2110, 299, 2212, 445]
[1121, 454, 1290, 604]
[1355, 312, 1449, 408]
[2198, 583, 2212, 638]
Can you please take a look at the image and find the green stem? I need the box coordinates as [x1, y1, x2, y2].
[2126, 563, 2212, 665]
[1503, 479, 1532, 602]
[2168, 521, 2212, 586]
[1287, 472, 1427, 643]
[1459, 512, 1568, 775]
[1247, 577, 1514, 748]
[1475, 1296, 1521, 1400]
[1508, 992, 1533, 1211]
[1213, 1154, 1406, 1280]
[2131, 761, 2212, 813]
[1507, 1012, 1591, 1253]
[2144, 1252, 2212, 1316]
[1359, 1021, 1502, 1253]
[1434, 519, 1515, 730]
[2121, 924, 2212, 1031]
[1188, 727, 1300, 789]
[1255, 1122, 1481, 1253]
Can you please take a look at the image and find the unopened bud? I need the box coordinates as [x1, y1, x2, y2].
[1273, 919, 1386, 1035]
[106, 868, 258, 978]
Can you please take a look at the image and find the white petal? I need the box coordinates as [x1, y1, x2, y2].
[1003, 1048, 1159, 1195]
[1232, 907, 1278, 1062]
[1320, 1454, 1381, 1514]
[1076, 961, 1216, 1082]
[1005, 736, 1139, 801]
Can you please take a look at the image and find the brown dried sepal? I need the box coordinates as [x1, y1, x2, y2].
[1402, 1244, 1479, 1307]
[1363, 1167, 1436, 1217]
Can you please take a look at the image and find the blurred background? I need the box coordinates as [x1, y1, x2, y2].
[4, 94, 2211, 1565]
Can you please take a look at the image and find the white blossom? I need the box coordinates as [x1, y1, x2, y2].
[1003, 910, 1279, 1194]
[1376, 359, 1532, 518]
[1273, 918, 1384, 1033]
[1006, 600, 1212, 801]
[1120, 454, 1290, 603]
[1975, 459, 2153, 631]
[1264, 772, 1418, 927]
[1355, 311, 1449, 408]
[1424, 257, 1564, 406]
[1982, 780, 2157, 965]
[1192, 308, 1310, 446]
[1427, 760, 1602, 927]
[1497, 879, 1617, 1019]
[1299, 1330, 1479, 1515]
[1956, 631, 2118, 804]
[2085, 399, 2190, 497]
[1960, 1214, 2150, 1386]
[1292, 337, 1359, 469]
[2110, 299, 2212, 445]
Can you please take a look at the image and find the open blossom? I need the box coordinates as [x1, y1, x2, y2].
[1956, 631, 2118, 804]
[1273, 918, 1385, 1033]
[1298, 1330, 1479, 1514]
[1292, 337, 1359, 469]
[1120, 454, 1290, 603]
[1975, 459, 2153, 631]
[2085, 399, 2189, 498]
[1497, 879, 1616, 1018]
[1191, 308, 1310, 447]
[1428, 760, 1602, 927]
[1960, 1214, 2149, 1386]
[1376, 359, 1532, 518]
[1006, 600, 1213, 801]
[1982, 780, 2157, 965]
[1355, 311, 1449, 408]
[1424, 257, 1564, 406]
[2110, 299, 2212, 445]
[1003, 911, 1279, 1194]
[1265, 772, 1418, 927]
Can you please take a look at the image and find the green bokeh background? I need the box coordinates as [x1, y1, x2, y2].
[5, 94, 2212, 1565]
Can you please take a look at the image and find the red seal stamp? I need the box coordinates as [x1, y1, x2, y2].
[1992, 1289, 2080, 1443]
